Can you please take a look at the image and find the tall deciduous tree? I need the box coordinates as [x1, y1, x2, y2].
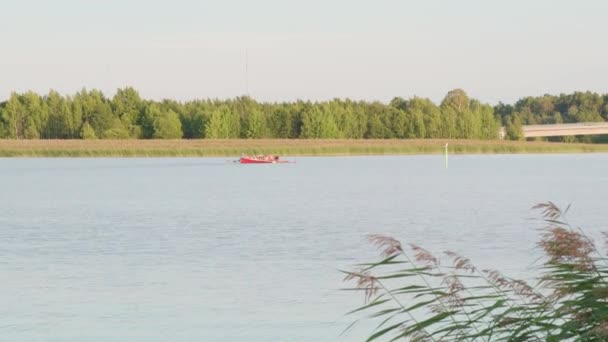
[205, 105, 240, 139]
[3, 93, 26, 138]
[441, 88, 470, 112]
[112, 87, 143, 138]
[243, 107, 267, 138]
[505, 114, 524, 140]
[44, 90, 74, 139]
[153, 109, 182, 139]
[300, 106, 340, 138]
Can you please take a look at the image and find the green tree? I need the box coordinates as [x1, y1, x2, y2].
[0, 104, 9, 138]
[441, 88, 470, 112]
[20, 92, 48, 139]
[80, 122, 97, 139]
[243, 107, 267, 138]
[441, 89, 473, 138]
[420, 99, 442, 138]
[267, 105, 300, 138]
[300, 106, 340, 138]
[44, 90, 72, 139]
[3, 93, 25, 138]
[139, 101, 156, 138]
[348, 105, 368, 139]
[477, 103, 499, 139]
[24, 117, 40, 139]
[505, 114, 524, 140]
[408, 108, 426, 138]
[153, 109, 183, 139]
[139, 103, 183, 139]
[180, 101, 208, 139]
[69, 98, 84, 138]
[112, 87, 143, 138]
[74, 89, 120, 138]
[439, 107, 458, 138]
[389, 107, 408, 138]
[205, 105, 239, 139]
[90, 101, 117, 137]
[366, 114, 389, 138]
[100, 119, 131, 139]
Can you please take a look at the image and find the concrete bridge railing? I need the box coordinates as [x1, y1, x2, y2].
[499, 122, 608, 139]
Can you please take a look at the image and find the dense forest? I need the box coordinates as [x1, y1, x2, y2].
[1, 88, 607, 141]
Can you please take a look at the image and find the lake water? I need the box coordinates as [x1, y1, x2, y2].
[1, 155, 607, 341]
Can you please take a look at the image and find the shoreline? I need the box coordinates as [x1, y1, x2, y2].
[0, 139, 607, 157]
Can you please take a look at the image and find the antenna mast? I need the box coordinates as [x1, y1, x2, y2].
[245, 49, 249, 96]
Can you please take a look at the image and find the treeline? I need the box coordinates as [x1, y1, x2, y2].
[0, 88, 607, 140]
[496, 91, 608, 141]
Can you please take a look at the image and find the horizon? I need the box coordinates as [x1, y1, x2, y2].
[2, 0, 607, 105]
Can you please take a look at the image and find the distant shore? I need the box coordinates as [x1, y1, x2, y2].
[0, 139, 607, 157]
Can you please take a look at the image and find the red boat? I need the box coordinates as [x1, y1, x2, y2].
[238, 155, 290, 164]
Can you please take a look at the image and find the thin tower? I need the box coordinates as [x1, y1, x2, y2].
[245, 49, 249, 96]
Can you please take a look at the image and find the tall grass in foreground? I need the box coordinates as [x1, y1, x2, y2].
[342, 203, 608, 341]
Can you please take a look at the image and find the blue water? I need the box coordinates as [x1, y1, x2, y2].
[1, 155, 606, 341]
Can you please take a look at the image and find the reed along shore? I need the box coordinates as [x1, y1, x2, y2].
[1, 139, 608, 157]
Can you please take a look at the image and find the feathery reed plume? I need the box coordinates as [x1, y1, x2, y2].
[538, 225, 593, 265]
[483, 269, 511, 288]
[533, 201, 594, 264]
[343, 202, 608, 341]
[410, 244, 439, 266]
[445, 251, 476, 273]
[482, 269, 542, 303]
[532, 201, 564, 220]
[441, 275, 465, 309]
[592, 322, 608, 339]
[509, 279, 544, 303]
[367, 234, 403, 257]
[343, 271, 379, 303]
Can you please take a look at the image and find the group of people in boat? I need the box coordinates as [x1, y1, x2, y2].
[254, 154, 279, 161]
[242, 154, 280, 161]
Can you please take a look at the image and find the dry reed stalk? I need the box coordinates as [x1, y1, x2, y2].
[343, 202, 608, 341]
[1, 139, 608, 156]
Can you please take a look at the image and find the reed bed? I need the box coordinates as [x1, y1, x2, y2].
[0, 139, 608, 157]
[342, 203, 608, 341]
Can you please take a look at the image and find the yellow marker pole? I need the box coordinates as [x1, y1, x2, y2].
[444, 143, 448, 169]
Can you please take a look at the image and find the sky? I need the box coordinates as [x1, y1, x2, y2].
[1, 0, 607, 104]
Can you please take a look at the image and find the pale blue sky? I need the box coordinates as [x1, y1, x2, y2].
[1, 0, 607, 103]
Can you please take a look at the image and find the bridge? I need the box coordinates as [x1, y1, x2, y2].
[499, 122, 608, 139]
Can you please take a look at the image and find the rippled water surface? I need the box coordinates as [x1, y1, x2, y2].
[1, 155, 607, 341]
